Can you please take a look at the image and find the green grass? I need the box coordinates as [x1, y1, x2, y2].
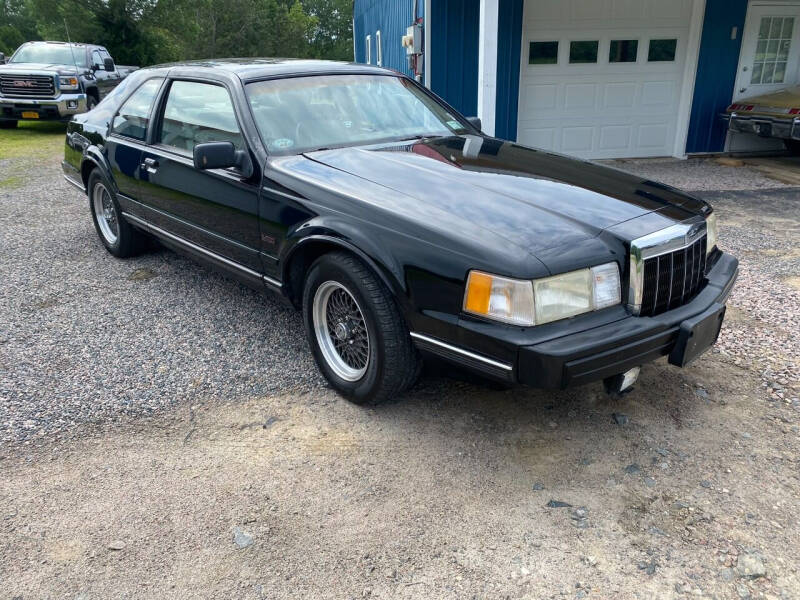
[0, 121, 66, 189]
[0, 121, 66, 159]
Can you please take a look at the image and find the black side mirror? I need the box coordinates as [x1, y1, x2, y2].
[467, 116, 482, 131]
[194, 141, 253, 177]
[103, 57, 115, 71]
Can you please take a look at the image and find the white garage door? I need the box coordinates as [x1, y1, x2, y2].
[517, 0, 694, 159]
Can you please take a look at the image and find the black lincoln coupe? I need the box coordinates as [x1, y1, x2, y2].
[62, 59, 738, 404]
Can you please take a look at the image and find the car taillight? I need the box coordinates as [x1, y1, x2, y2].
[727, 103, 753, 112]
[790, 108, 800, 115]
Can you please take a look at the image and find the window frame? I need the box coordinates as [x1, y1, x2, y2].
[108, 76, 166, 143]
[150, 77, 249, 161]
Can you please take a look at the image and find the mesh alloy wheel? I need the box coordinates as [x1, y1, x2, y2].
[312, 280, 370, 382]
[92, 180, 119, 245]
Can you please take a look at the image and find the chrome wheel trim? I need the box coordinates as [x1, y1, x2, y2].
[312, 280, 370, 382]
[92, 181, 119, 245]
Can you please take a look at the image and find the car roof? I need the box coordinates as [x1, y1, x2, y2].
[145, 58, 397, 81]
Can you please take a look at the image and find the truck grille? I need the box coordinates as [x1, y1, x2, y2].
[639, 236, 707, 317]
[0, 74, 56, 97]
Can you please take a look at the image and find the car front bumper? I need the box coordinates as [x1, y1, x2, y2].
[726, 112, 800, 141]
[412, 252, 738, 390]
[0, 93, 88, 121]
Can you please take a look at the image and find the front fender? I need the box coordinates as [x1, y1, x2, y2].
[282, 216, 409, 301]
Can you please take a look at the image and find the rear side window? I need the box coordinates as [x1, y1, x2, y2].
[157, 80, 244, 152]
[110, 78, 163, 141]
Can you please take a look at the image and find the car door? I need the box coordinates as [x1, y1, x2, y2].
[90, 49, 115, 99]
[137, 78, 262, 272]
[105, 77, 165, 202]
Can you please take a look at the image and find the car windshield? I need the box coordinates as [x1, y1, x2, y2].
[10, 44, 88, 68]
[246, 74, 470, 155]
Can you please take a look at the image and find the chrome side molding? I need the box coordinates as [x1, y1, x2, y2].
[121, 211, 282, 290]
[409, 332, 513, 371]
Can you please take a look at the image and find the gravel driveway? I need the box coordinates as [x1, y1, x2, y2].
[1, 146, 798, 599]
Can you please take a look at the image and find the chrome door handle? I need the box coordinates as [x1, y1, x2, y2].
[141, 157, 158, 174]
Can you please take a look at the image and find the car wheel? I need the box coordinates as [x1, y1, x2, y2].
[785, 140, 800, 155]
[0, 120, 17, 129]
[303, 251, 421, 405]
[87, 169, 143, 257]
[87, 95, 98, 111]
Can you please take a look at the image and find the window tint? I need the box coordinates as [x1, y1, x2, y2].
[570, 41, 599, 64]
[158, 81, 244, 152]
[648, 39, 677, 62]
[529, 41, 559, 64]
[111, 78, 163, 140]
[609, 39, 638, 63]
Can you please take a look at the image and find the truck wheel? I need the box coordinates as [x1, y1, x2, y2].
[87, 95, 98, 111]
[87, 169, 143, 257]
[785, 140, 800, 155]
[303, 251, 421, 405]
[0, 120, 17, 129]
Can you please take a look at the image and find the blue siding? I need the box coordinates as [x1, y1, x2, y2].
[495, 0, 523, 140]
[430, 0, 479, 118]
[353, 0, 416, 76]
[686, 0, 748, 153]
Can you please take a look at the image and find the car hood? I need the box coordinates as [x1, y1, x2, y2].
[0, 62, 80, 76]
[301, 135, 707, 255]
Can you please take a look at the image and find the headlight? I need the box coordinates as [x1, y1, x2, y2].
[463, 271, 535, 326]
[706, 212, 718, 256]
[463, 262, 621, 327]
[59, 76, 79, 90]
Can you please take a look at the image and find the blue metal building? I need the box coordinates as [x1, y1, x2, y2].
[354, 0, 800, 159]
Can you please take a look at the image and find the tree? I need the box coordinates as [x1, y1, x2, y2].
[302, 0, 353, 61]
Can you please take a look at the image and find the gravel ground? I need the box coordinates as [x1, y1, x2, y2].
[0, 153, 323, 444]
[1, 149, 799, 599]
[602, 157, 796, 191]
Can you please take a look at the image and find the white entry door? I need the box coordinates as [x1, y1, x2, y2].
[516, 0, 695, 159]
[733, 3, 800, 102]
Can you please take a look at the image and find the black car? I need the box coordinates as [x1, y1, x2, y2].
[62, 59, 738, 404]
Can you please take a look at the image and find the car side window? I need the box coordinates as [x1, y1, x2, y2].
[91, 50, 103, 69]
[110, 78, 164, 141]
[157, 80, 244, 153]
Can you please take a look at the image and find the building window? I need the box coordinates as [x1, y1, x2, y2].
[365, 35, 371, 64]
[609, 39, 638, 63]
[752, 16, 794, 84]
[529, 41, 558, 65]
[648, 38, 677, 62]
[569, 41, 599, 64]
[376, 30, 382, 66]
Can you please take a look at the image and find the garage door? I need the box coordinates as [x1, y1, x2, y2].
[517, 0, 694, 159]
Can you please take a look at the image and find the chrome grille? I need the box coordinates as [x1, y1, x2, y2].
[0, 74, 56, 97]
[639, 236, 707, 316]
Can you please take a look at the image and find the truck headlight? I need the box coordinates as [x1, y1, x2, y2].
[706, 212, 718, 256]
[59, 76, 79, 90]
[463, 262, 621, 327]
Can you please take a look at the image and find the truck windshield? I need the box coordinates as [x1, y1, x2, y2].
[246, 74, 470, 155]
[10, 45, 88, 68]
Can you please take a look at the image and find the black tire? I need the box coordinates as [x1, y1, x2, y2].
[785, 140, 800, 155]
[87, 169, 144, 258]
[303, 251, 421, 405]
[0, 120, 17, 129]
[86, 94, 98, 111]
